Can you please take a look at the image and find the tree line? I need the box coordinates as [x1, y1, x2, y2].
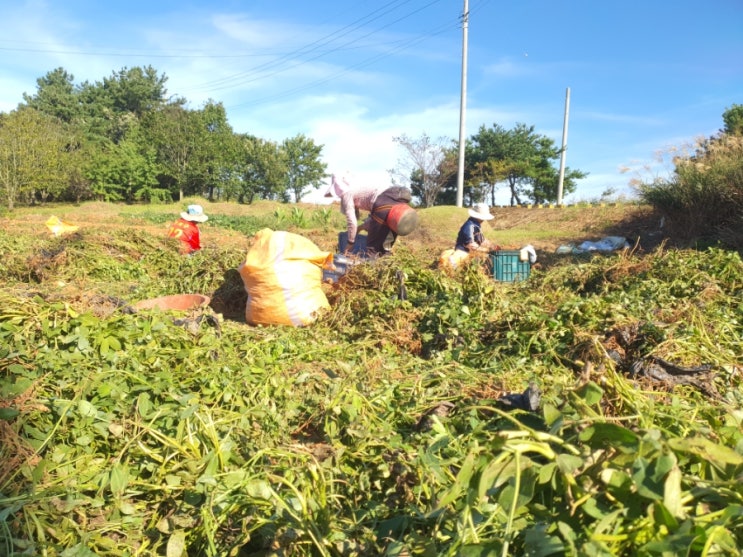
[0, 66, 326, 210]
[0, 64, 589, 210]
[391, 125, 588, 208]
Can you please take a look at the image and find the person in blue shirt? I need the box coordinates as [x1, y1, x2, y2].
[455, 202, 499, 253]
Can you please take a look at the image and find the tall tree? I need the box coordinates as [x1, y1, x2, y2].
[467, 123, 584, 205]
[390, 133, 456, 207]
[281, 134, 326, 203]
[69, 66, 170, 145]
[231, 135, 287, 204]
[22, 67, 81, 124]
[142, 103, 202, 201]
[0, 107, 68, 210]
[100, 66, 168, 118]
[85, 125, 164, 202]
[194, 101, 237, 201]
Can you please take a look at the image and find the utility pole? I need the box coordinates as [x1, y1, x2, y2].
[455, 0, 469, 208]
[557, 87, 570, 205]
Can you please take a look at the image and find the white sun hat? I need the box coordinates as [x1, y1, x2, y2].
[181, 204, 208, 223]
[324, 171, 353, 197]
[468, 202, 494, 221]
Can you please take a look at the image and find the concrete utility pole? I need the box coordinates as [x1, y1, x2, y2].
[557, 87, 570, 205]
[455, 0, 469, 208]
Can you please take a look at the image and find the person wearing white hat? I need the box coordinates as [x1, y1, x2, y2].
[454, 202, 499, 253]
[167, 204, 209, 254]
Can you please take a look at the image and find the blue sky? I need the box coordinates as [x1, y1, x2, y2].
[1, 0, 741, 204]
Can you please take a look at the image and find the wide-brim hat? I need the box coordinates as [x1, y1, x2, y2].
[325, 172, 352, 197]
[181, 204, 208, 222]
[468, 202, 494, 221]
[387, 204, 419, 236]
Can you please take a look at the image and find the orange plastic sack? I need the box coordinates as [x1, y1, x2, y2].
[239, 229, 333, 326]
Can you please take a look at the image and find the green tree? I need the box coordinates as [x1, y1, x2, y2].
[194, 101, 237, 201]
[100, 66, 168, 118]
[722, 104, 743, 135]
[281, 134, 327, 203]
[85, 126, 164, 202]
[66, 66, 170, 145]
[0, 107, 68, 210]
[142, 102, 202, 201]
[22, 67, 81, 124]
[230, 135, 287, 203]
[467, 123, 584, 205]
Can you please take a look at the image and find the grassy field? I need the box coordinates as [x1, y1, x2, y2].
[1, 199, 741, 556]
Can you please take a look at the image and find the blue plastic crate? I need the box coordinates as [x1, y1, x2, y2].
[491, 250, 531, 282]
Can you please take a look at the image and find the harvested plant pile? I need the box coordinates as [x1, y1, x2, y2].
[1, 218, 742, 556]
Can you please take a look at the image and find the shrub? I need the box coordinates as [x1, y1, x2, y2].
[639, 133, 743, 249]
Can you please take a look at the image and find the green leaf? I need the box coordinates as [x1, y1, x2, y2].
[651, 500, 680, 529]
[663, 465, 686, 519]
[137, 392, 152, 418]
[542, 403, 562, 426]
[576, 381, 603, 406]
[2, 376, 32, 397]
[110, 462, 128, 496]
[537, 462, 557, 485]
[581, 496, 609, 520]
[0, 407, 20, 420]
[166, 530, 187, 557]
[437, 450, 478, 509]
[77, 399, 97, 417]
[556, 453, 583, 475]
[632, 457, 664, 501]
[668, 436, 743, 466]
[524, 523, 565, 557]
[60, 543, 97, 557]
[458, 545, 498, 557]
[578, 422, 639, 451]
[246, 480, 273, 499]
[599, 467, 632, 492]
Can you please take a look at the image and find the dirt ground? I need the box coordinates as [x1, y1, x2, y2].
[491, 203, 666, 252]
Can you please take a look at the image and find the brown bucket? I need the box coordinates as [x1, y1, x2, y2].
[386, 204, 418, 236]
[132, 294, 210, 312]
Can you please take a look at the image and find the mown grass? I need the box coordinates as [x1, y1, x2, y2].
[1, 201, 742, 556]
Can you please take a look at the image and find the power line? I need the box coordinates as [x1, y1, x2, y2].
[225, 19, 458, 111]
[187, 0, 447, 94]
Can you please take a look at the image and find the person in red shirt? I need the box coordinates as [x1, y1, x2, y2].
[167, 204, 208, 254]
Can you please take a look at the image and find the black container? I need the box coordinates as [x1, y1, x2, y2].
[338, 231, 367, 255]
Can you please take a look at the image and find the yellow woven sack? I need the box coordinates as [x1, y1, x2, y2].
[45, 215, 79, 237]
[239, 229, 333, 326]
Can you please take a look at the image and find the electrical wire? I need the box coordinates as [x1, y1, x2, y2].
[186, 0, 448, 94]
[225, 18, 459, 111]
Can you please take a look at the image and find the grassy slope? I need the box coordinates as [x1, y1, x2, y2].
[1, 198, 663, 255]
